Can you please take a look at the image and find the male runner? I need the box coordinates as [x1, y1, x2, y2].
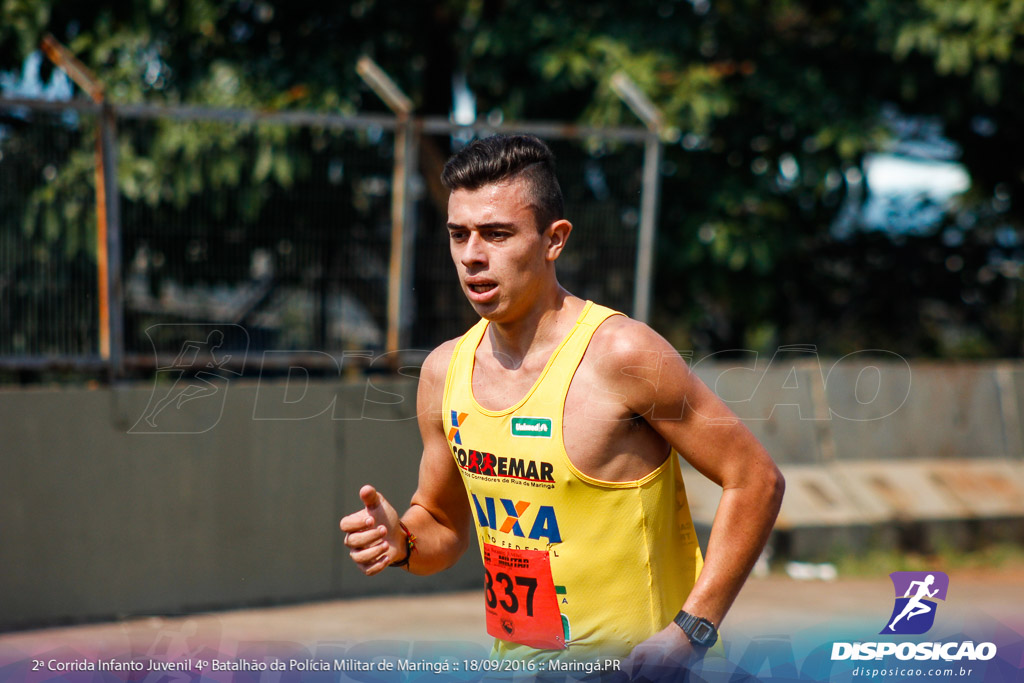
[341, 135, 784, 678]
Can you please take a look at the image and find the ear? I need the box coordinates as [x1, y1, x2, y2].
[544, 219, 572, 262]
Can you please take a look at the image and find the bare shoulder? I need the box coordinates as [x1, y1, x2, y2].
[420, 336, 461, 383]
[416, 336, 463, 412]
[588, 314, 683, 366]
[584, 314, 693, 411]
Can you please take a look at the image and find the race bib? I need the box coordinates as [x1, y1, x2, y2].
[482, 543, 565, 650]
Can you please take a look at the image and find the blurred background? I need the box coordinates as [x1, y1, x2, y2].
[1, 0, 1023, 634]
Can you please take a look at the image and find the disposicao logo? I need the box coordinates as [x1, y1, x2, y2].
[831, 570, 997, 663]
[511, 416, 552, 438]
[882, 571, 948, 635]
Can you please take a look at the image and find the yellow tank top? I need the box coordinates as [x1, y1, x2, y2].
[442, 301, 704, 661]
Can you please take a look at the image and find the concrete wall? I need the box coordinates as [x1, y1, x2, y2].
[684, 359, 1024, 556]
[2, 360, 1024, 627]
[0, 377, 480, 629]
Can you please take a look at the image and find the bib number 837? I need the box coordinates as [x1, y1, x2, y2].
[484, 569, 538, 616]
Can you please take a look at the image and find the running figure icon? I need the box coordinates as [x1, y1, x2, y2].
[887, 574, 938, 632]
[143, 330, 232, 427]
[130, 324, 249, 434]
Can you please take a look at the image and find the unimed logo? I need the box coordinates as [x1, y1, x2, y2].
[510, 416, 552, 438]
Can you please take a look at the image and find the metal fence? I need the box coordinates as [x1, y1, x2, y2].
[0, 97, 661, 380]
[0, 101, 99, 361]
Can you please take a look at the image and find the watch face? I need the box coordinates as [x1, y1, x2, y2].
[691, 621, 717, 646]
[674, 611, 719, 647]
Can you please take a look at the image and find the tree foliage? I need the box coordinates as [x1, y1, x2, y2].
[3, 0, 1024, 358]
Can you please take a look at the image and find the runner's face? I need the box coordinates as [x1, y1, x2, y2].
[447, 178, 557, 322]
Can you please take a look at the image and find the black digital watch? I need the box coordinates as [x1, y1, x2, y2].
[673, 610, 718, 648]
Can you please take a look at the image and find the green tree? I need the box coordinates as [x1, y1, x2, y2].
[3, 0, 1024, 359]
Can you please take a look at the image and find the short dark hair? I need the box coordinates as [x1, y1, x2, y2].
[441, 134, 564, 230]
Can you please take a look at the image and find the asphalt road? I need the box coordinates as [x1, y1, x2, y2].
[3, 568, 1021, 662]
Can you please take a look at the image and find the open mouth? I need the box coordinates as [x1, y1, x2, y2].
[468, 283, 496, 294]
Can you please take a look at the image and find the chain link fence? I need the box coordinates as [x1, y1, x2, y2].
[0, 97, 657, 380]
[0, 101, 99, 362]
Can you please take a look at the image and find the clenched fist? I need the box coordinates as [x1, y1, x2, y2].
[339, 485, 406, 575]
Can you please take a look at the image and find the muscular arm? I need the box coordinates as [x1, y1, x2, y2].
[402, 341, 473, 574]
[595, 321, 784, 665]
[340, 340, 472, 576]
[658, 353, 783, 627]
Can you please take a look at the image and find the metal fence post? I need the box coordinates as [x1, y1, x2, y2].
[99, 104, 124, 379]
[634, 133, 662, 325]
[399, 119, 419, 352]
[610, 72, 665, 325]
[40, 34, 123, 378]
[356, 56, 416, 364]
[387, 115, 417, 362]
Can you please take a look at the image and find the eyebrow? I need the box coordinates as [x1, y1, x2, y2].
[446, 221, 518, 231]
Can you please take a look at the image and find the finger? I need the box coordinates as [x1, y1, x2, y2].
[339, 512, 375, 533]
[359, 484, 381, 509]
[350, 541, 391, 567]
[361, 550, 393, 577]
[344, 525, 387, 549]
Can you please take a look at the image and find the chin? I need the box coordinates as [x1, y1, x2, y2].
[470, 301, 507, 322]
[473, 305, 502, 321]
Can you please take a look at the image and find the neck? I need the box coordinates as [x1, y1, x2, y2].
[486, 288, 581, 364]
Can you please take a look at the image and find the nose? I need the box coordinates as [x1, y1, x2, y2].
[460, 231, 487, 268]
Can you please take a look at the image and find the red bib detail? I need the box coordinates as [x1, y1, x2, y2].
[482, 543, 565, 650]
